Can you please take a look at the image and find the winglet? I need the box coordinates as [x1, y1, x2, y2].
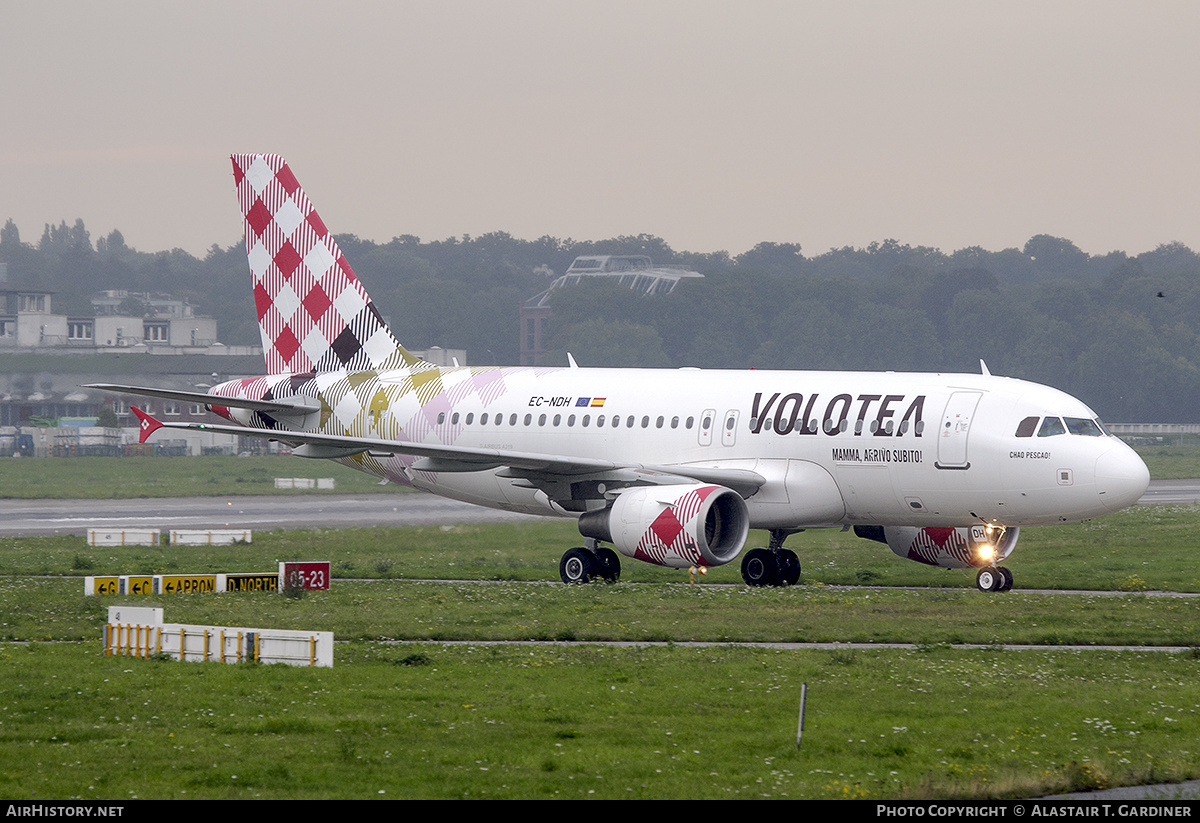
[131, 406, 163, 443]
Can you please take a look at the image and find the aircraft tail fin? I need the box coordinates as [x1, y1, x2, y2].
[231, 154, 426, 375]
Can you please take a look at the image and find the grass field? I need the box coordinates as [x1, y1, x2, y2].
[1134, 438, 1200, 480]
[0, 451, 1198, 799]
[2, 641, 1196, 800]
[0, 506, 1199, 799]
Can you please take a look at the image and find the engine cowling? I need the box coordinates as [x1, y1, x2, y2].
[854, 524, 1020, 569]
[578, 484, 749, 569]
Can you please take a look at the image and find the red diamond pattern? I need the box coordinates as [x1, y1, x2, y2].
[275, 164, 301, 197]
[274, 325, 300, 366]
[246, 199, 273, 238]
[253, 281, 272, 321]
[302, 282, 331, 322]
[232, 153, 413, 374]
[274, 241, 302, 279]
[646, 508, 684, 548]
[632, 485, 722, 567]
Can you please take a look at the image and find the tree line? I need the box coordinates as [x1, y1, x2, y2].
[3, 217, 1199, 422]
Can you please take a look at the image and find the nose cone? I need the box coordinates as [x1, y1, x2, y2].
[1096, 444, 1151, 513]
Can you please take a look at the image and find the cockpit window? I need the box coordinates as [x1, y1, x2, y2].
[1065, 417, 1104, 436]
[1015, 416, 1039, 438]
[1037, 417, 1065, 437]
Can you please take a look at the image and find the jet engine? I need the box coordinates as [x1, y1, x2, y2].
[578, 484, 749, 569]
[854, 524, 1019, 569]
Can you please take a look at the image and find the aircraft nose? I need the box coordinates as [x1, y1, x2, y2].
[1095, 444, 1150, 512]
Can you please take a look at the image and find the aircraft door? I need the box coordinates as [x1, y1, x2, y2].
[721, 409, 739, 447]
[936, 391, 982, 469]
[698, 409, 715, 446]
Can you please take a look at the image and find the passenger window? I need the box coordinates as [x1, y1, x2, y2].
[465, 413, 474, 425]
[1037, 417, 1065, 437]
[1015, 416, 1038, 438]
[671, 416, 679, 429]
[437, 412, 445, 424]
[480, 413, 488, 425]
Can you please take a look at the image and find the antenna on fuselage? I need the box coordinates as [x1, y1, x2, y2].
[980, 360, 991, 376]
[567, 353, 579, 369]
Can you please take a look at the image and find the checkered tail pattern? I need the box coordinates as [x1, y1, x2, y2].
[231, 154, 427, 375]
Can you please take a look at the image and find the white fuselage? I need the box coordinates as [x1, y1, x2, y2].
[214, 365, 1149, 531]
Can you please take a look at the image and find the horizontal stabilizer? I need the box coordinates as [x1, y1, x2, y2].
[84, 383, 321, 415]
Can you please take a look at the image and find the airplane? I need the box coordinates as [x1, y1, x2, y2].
[88, 154, 1151, 592]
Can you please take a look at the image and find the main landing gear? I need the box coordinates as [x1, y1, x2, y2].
[559, 543, 621, 584]
[740, 529, 802, 587]
[976, 565, 1013, 593]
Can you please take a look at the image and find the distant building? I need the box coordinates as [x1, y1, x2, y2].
[0, 352, 269, 456]
[519, 255, 702, 366]
[412, 347, 467, 368]
[0, 289, 230, 354]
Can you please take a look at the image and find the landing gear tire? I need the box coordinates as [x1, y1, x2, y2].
[776, 549, 801, 586]
[741, 548, 780, 587]
[560, 547, 598, 584]
[976, 566, 1009, 593]
[997, 566, 1014, 592]
[594, 547, 621, 583]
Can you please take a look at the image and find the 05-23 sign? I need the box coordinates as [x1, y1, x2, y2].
[281, 561, 330, 591]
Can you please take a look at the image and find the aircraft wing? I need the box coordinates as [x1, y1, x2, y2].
[84, 383, 322, 415]
[130, 408, 766, 497]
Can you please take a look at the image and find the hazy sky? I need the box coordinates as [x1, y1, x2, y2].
[3, 1, 1199, 260]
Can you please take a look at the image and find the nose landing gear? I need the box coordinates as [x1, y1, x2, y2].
[976, 565, 1013, 593]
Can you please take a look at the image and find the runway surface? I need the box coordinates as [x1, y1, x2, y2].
[0, 479, 1195, 538]
[0, 493, 540, 537]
